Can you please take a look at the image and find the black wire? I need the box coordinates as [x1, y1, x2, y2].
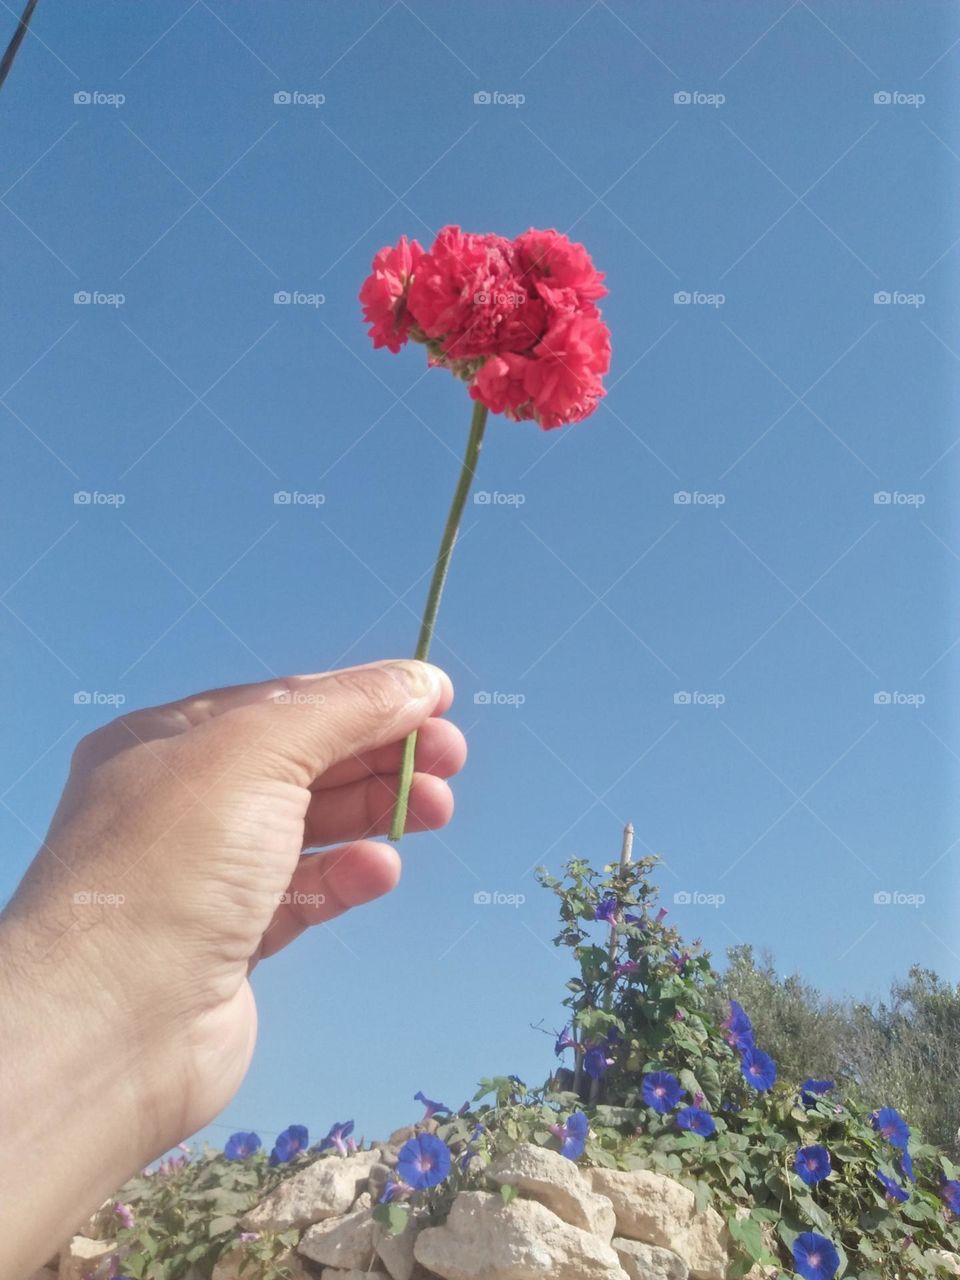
[0, 0, 40, 93]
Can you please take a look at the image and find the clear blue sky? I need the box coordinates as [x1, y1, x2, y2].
[1, 1, 958, 1153]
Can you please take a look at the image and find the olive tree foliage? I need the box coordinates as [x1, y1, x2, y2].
[720, 946, 960, 1153]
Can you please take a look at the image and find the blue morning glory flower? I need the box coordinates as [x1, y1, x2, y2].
[595, 896, 618, 925]
[583, 1045, 612, 1080]
[269, 1125, 309, 1165]
[740, 1046, 777, 1092]
[554, 1025, 576, 1056]
[459, 1122, 485, 1172]
[794, 1145, 832, 1186]
[792, 1232, 840, 1280]
[319, 1121, 354, 1157]
[872, 1107, 910, 1150]
[941, 1179, 960, 1215]
[414, 1091, 450, 1121]
[800, 1079, 835, 1107]
[396, 1133, 452, 1190]
[675, 1106, 716, 1138]
[642, 1071, 683, 1114]
[549, 1110, 588, 1160]
[224, 1132, 261, 1161]
[876, 1170, 909, 1202]
[724, 1000, 754, 1051]
[899, 1150, 915, 1183]
[378, 1176, 406, 1204]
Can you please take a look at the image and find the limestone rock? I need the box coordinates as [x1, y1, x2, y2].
[590, 1170, 727, 1280]
[928, 1253, 960, 1276]
[377, 1213, 422, 1280]
[58, 1238, 116, 1280]
[242, 1150, 380, 1231]
[300, 1208, 381, 1271]
[414, 1190, 628, 1280]
[614, 1237, 689, 1280]
[487, 1144, 616, 1239]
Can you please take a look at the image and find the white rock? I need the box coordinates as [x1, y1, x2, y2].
[590, 1170, 728, 1280]
[614, 1237, 689, 1280]
[213, 1246, 311, 1280]
[927, 1253, 960, 1276]
[377, 1218, 419, 1280]
[487, 1143, 616, 1239]
[58, 1238, 116, 1280]
[414, 1190, 628, 1280]
[242, 1149, 380, 1230]
[299, 1208, 381, 1270]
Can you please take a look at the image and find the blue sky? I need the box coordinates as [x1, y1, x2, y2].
[1, 0, 958, 1152]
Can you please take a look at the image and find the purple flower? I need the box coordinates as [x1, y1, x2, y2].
[876, 1170, 909, 1202]
[583, 1045, 612, 1080]
[792, 1232, 840, 1280]
[723, 1000, 754, 1052]
[378, 1176, 407, 1204]
[941, 1179, 960, 1215]
[224, 1132, 261, 1161]
[623, 912, 643, 926]
[794, 1145, 832, 1186]
[269, 1124, 309, 1166]
[642, 1071, 683, 1114]
[319, 1120, 354, 1156]
[740, 1046, 777, 1092]
[549, 1110, 588, 1160]
[554, 1025, 576, 1056]
[655, 907, 668, 923]
[800, 1079, 835, 1107]
[595, 896, 618, 925]
[872, 1107, 910, 1151]
[113, 1202, 134, 1230]
[396, 1133, 452, 1190]
[460, 1123, 485, 1172]
[615, 960, 640, 978]
[239, 1233, 260, 1243]
[675, 1106, 716, 1138]
[414, 1091, 450, 1121]
[899, 1150, 915, 1184]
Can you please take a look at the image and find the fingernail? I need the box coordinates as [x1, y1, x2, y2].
[385, 660, 440, 700]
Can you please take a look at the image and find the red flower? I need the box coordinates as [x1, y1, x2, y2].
[524, 309, 611, 429]
[515, 227, 607, 312]
[470, 353, 534, 420]
[359, 235, 423, 352]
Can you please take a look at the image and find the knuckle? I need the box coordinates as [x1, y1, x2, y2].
[327, 666, 406, 721]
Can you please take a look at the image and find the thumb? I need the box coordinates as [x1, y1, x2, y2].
[191, 660, 449, 786]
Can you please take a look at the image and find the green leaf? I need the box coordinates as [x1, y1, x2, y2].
[500, 1183, 520, 1206]
[372, 1203, 409, 1235]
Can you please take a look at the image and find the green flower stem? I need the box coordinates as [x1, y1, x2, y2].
[389, 399, 489, 841]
